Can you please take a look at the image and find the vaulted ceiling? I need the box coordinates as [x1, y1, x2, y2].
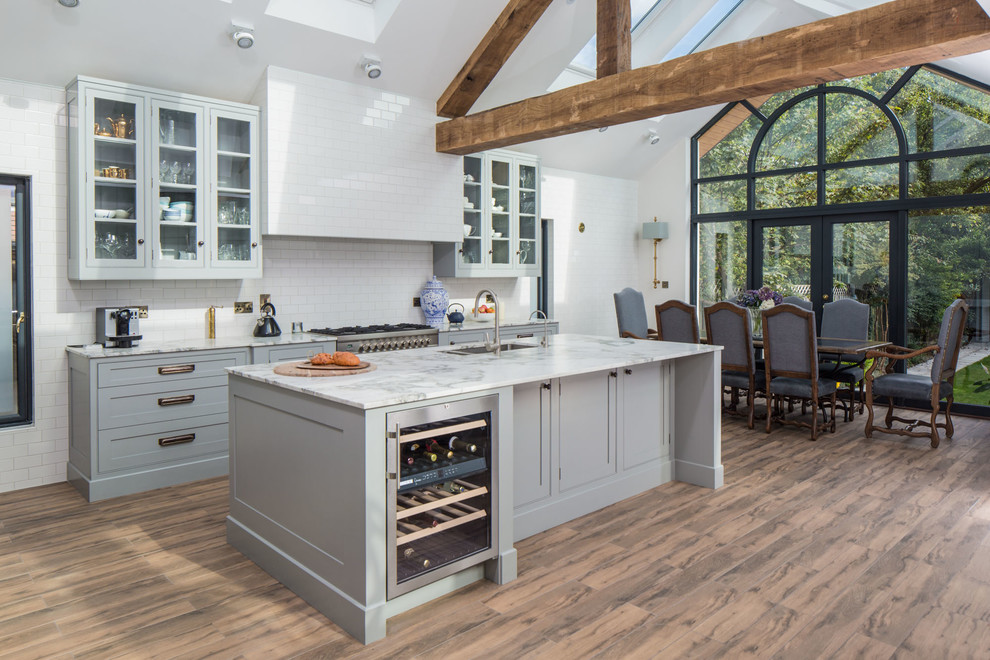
[2, 0, 989, 178]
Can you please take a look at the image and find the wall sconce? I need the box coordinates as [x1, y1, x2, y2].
[642, 216, 668, 289]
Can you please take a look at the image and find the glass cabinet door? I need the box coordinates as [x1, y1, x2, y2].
[489, 156, 512, 268]
[88, 90, 144, 268]
[212, 111, 258, 268]
[460, 155, 484, 270]
[153, 100, 204, 268]
[517, 162, 538, 268]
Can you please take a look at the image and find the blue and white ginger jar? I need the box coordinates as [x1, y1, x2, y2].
[421, 276, 449, 329]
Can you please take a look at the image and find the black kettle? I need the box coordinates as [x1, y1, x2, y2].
[253, 301, 282, 337]
[446, 302, 465, 326]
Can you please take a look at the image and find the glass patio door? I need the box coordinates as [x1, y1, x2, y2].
[753, 213, 897, 341]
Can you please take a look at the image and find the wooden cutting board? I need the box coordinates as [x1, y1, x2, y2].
[273, 360, 376, 377]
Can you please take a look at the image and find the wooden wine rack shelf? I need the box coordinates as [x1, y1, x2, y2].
[395, 480, 489, 545]
[396, 482, 488, 519]
[398, 419, 487, 444]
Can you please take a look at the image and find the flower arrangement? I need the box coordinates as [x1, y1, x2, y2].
[735, 286, 783, 310]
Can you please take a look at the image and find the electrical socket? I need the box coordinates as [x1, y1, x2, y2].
[234, 301, 253, 314]
[661, 281, 669, 289]
[485, 294, 494, 303]
[136, 306, 148, 318]
[413, 297, 421, 307]
[259, 293, 271, 306]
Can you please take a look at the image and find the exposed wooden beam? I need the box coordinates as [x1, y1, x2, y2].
[436, 0, 555, 119]
[436, 0, 990, 155]
[597, 0, 632, 78]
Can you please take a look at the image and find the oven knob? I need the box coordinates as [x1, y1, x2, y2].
[357, 345, 366, 353]
[400, 340, 409, 349]
[371, 342, 381, 352]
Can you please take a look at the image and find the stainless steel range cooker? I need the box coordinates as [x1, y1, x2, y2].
[308, 323, 438, 354]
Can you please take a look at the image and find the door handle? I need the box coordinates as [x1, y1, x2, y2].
[822, 293, 830, 300]
[13, 311, 24, 335]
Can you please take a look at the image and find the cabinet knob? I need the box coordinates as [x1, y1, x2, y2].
[609, 371, 618, 378]
[137, 238, 144, 245]
[625, 368, 632, 375]
[542, 382, 551, 390]
[488, 249, 493, 255]
[516, 250, 521, 255]
[197, 240, 204, 246]
[251, 242, 258, 248]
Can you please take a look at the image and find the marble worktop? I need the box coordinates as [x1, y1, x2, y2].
[65, 332, 333, 359]
[226, 333, 720, 410]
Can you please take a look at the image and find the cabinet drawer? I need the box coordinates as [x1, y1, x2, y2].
[97, 350, 248, 388]
[98, 376, 229, 430]
[98, 415, 229, 473]
[253, 342, 332, 364]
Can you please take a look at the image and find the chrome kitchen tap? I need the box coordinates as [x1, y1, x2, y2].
[474, 289, 501, 356]
[529, 309, 550, 347]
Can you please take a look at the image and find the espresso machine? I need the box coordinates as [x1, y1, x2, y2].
[96, 307, 143, 348]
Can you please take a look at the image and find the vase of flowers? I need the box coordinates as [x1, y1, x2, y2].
[735, 286, 783, 337]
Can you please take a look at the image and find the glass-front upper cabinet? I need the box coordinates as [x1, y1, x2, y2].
[211, 109, 260, 271]
[489, 155, 513, 270]
[459, 154, 485, 273]
[517, 160, 539, 274]
[67, 76, 261, 280]
[153, 100, 204, 269]
[434, 149, 541, 278]
[86, 89, 145, 271]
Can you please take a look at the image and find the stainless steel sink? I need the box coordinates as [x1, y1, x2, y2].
[446, 343, 537, 356]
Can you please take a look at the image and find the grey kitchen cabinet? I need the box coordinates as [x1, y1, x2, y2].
[251, 341, 334, 364]
[67, 347, 249, 501]
[512, 379, 552, 508]
[557, 370, 617, 492]
[434, 149, 541, 278]
[512, 363, 670, 540]
[440, 321, 559, 346]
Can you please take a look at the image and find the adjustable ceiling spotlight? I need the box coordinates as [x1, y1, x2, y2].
[232, 26, 255, 49]
[648, 130, 660, 145]
[361, 58, 383, 79]
[598, 126, 608, 133]
[57, 0, 79, 7]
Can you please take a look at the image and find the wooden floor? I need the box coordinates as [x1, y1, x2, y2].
[2, 411, 990, 659]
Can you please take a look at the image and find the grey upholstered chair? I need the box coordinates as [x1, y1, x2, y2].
[864, 299, 968, 448]
[655, 300, 700, 343]
[614, 288, 657, 340]
[781, 296, 813, 311]
[818, 298, 871, 421]
[762, 303, 837, 440]
[705, 302, 762, 429]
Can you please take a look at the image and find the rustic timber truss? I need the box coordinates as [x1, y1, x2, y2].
[435, 0, 990, 155]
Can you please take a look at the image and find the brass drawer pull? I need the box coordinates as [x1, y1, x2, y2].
[516, 333, 534, 338]
[158, 364, 195, 375]
[158, 433, 195, 447]
[158, 394, 195, 406]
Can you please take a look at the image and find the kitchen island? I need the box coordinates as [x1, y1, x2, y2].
[225, 334, 722, 643]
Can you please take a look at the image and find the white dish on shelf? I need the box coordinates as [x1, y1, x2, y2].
[94, 209, 115, 218]
[463, 224, 473, 237]
[491, 232, 503, 238]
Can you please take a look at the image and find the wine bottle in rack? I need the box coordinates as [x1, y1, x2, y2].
[436, 481, 466, 494]
[403, 547, 430, 569]
[447, 436, 477, 454]
[425, 439, 454, 459]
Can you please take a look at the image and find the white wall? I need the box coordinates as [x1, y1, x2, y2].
[637, 138, 692, 313]
[542, 168, 640, 337]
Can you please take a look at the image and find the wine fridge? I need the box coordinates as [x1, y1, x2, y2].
[386, 395, 499, 599]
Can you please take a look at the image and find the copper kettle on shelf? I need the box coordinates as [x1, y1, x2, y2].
[106, 115, 132, 139]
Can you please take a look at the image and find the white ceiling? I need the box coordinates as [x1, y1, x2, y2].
[2, 0, 989, 179]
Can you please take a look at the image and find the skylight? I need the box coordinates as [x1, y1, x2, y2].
[265, 0, 399, 43]
[568, 0, 665, 73]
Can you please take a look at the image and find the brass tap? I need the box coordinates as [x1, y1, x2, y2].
[208, 305, 223, 339]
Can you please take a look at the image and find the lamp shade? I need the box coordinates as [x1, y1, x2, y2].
[642, 221, 669, 240]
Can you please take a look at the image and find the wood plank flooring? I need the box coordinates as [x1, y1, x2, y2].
[2, 410, 989, 659]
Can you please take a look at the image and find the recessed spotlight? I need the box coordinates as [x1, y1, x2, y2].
[362, 59, 382, 79]
[232, 26, 254, 49]
[648, 130, 660, 145]
[598, 126, 608, 133]
[57, 0, 79, 7]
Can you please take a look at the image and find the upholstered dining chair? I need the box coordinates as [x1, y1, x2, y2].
[614, 287, 657, 340]
[705, 302, 763, 429]
[864, 299, 968, 448]
[655, 300, 700, 343]
[762, 303, 838, 440]
[781, 296, 813, 311]
[818, 298, 871, 421]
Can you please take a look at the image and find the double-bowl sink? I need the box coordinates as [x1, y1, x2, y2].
[445, 343, 537, 356]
